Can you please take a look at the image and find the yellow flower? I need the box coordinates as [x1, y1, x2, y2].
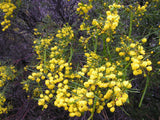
[118, 71, 123, 76]
[125, 57, 130, 61]
[106, 37, 111, 42]
[131, 63, 140, 70]
[107, 102, 112, 108]
[104, 89, 113, 99]
[114, 86, 121, 94]
[86, 92, 94, 98]
[121, 93, 128, 103]
[45, 90, 50, 94]
[119, 52, 125, 56]
[130, 43, 136, 48]
[110, 107, 115, 112]
[129, 51, 136, 56]
[33, 28, 38, 31]
[116, 99, 122, 106]
[92, 19, 98, 26]
[43, 104, 48, 109]
[106, 62, 111, 67]
[146, 66, 152, 71]
[38, 99, 45, 106]
[142, 38, 147, 43]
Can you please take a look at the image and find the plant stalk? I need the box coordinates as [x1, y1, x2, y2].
[68, 46, 73, 63]
[129, 12, 133, 38]
[88, 97, 97, 120]
[94, 37, 98, 53]
[138, 73, 149, 107]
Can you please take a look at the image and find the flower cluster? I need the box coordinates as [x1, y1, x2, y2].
[53, 49, 132, 116]
[79, 3, 122, 52]
[0, 0, 16, 31]
[56, 25, 74, 48]
[33, 28, 41, 36]
[132, 2, 148, 27]
[23, 45, 73, 109]
[76, 1, 93, 19]
[0, 65, 16, 87]
[102, 3, 121, 33]
[0, 64, 16, 114]
[22, 1, 155, 119]
[0, 93, 8, 114]
[116, 36, 152, 76]
[135, 2, 148, 17]
[33, 36, 54, 60]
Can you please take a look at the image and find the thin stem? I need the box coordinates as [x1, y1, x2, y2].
[129, 12, 133, 38]
[106, 42, 111, 60]
[68, 46, 73, 63]
[94, 37, 98, 53]
[122, 60, 132, 72]
[138, 73, 149, 107]
[103, 35, 107, 56]
[43, 48, 47, 71]
[88, 97, 97, 120]
[120, 107, 130, 116]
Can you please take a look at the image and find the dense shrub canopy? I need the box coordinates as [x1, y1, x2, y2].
[0, 0, 160, 120]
